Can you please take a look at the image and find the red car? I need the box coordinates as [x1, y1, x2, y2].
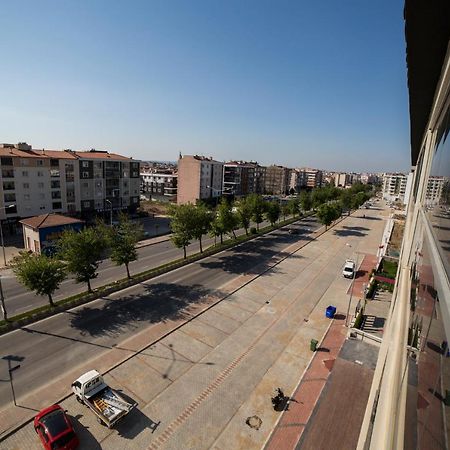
[34, 404, 79, 450]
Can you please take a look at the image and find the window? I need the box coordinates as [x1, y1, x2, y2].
[50, 159, 59, 167]
[52, 202, 62, 209]
[38, 182, 44, 189]
[1, 157, 13, 166]
[1, 169, 14, 178]
[82, 161, 89, 168]
[22, 171, 28, 177]
[37, 160, 44, 166]
[83, 182, 88, 188]
[39, 206, 45, 210]
[96, 181, 102, 188]
[6, 205, 17, 214]
[2, 181, 14, 191]
[21, 159, 29, 166]
[50, 169, 60, 177]
[23, 183, 30, 189]
[82, 171, 89, 178]
[51, 191, 61, 199]
[51, 180, 60, 189]
[94, 162, 102, 169]
[38, 171, 43, 177]
[4, 193, 16, 202]
[83, 201, 90, 208]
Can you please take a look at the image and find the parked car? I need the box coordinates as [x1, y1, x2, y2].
[342, 259, 356, 279]
[34, 404, 79, 450]
[288, 228, 299, 235]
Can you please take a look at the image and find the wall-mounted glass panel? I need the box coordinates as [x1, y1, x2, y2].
[427, 104, 450, 279]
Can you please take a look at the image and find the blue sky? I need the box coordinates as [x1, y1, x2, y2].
[0, 0, 409, 172]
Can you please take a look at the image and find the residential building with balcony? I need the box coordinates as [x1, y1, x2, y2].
[334, 172, 354, 188]
[382, 172, 408, 202]
[141, 168, 178, 202]
[222, 161, 266, 197]
[0, 143, 140, 224]
[264, 165, 291, 195]
[177, 154, 223, 204]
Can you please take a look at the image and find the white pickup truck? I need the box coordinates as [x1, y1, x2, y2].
[343, 259, 356, 279]
[72, 370, 137, 428]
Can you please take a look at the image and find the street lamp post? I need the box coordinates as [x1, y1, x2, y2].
[0, 204, 16, 267]
[345, 252, 360, 327]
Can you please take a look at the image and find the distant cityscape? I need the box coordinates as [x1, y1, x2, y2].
[1, 142, 447, 233]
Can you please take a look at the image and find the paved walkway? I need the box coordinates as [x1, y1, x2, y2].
[264, 317, 347, 450]
[0, 208, 387, 449]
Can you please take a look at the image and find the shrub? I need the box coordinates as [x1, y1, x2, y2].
[250, 227, 257, 235]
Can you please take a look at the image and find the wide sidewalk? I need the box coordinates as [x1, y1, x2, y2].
[0, 207, 387, 449]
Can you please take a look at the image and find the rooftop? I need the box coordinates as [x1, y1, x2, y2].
[20, 213, 84, 229]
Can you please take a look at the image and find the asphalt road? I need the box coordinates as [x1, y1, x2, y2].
[2, 219, 277, 317]
[0, 216, 320, 410]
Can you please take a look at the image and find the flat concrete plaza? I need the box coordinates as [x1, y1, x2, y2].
[0, 207, 387, 450]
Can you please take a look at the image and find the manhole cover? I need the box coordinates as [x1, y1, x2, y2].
[246, 415, 262, 430]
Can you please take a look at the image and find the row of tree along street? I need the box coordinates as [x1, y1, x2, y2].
[1, 183, 372, 321]
[169, 183, 374, 257]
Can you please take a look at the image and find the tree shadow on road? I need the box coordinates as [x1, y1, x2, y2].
[69, 283, 221, 338]
[198, 244, 303, 276]
[333, 227, 368, 237]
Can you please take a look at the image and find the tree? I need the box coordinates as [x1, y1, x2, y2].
[191, 204, 212, 253]
[247, 194, 265, 230]
[299, 191, 312, 213]
[316, 203, 341, 230]
[340, 189, 353, 215]
[58, 226, 107, 292]
[107, 214, 142, 279]
[169, 203, 194, 259]
[12, 252, 66, 307]
[265, 201, 281, 226]
[281, 203, 290, 222]
[215, 198, 237, 243]
[234, 197, 252, 235]
[288, 197, 300, 217]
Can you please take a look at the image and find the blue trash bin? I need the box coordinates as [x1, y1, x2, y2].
[326, 305, 336, 319]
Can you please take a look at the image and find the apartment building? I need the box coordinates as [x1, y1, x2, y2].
[264, 165, 291, 195]
[222, 161, 266, 197]
[177, 155, 223, 204]
[425, 175, 446, 206]
[141, 168, 178, 202]
[382, 172, 408, 202]
[289, 168, 322, 192]
[334, 172, 354, 188]
[0, 143, 140, 223]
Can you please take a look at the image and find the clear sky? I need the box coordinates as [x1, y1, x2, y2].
[1, 0, 409, 172]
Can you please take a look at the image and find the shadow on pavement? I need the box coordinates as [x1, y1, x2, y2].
[360, 216, 382, 221]
[115, 393, 160, 439]
[69, 283, 220, 337]
[71, 414, 102, 450]
[333, 228, 368, 237]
